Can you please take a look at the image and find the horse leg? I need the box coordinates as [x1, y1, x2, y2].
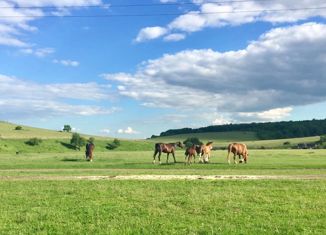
[153, 150, 158, 164]
[158, 151, 162, 164]
[166, 153, 170, 164]
[233, 153, 237, 164]
[227, 151, 231, 164]
[172, 151, 177, 163]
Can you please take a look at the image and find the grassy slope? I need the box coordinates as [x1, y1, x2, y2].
[150, 132, 320, 149]
[0, 122, 322, 153]
[0, 121, 72, 139]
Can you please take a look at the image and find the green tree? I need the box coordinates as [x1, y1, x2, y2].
[70, 133, 86, 150]
[183, 137, 203, 148]
[63, 125, 72, 132]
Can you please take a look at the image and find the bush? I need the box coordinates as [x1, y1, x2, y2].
[15, 126, 23, 130]
[70, 133, 86, 150]
[25, 138, 42, 146]
[106, 138, 121, 150]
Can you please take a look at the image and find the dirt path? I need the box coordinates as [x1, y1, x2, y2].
[1, 174, 325, 181]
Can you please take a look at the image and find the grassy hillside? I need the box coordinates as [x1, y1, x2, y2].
[150, 131, 320, 149]
[0, 121, 323, 153]
[0, 121, 72, 139]
[149, 131, 258, 142]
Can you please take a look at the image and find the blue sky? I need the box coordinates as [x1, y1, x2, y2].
[1, 0, 326, 138]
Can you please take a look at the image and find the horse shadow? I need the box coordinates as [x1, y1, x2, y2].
[61, 158, 83, 162]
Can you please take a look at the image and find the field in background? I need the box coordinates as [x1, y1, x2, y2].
[0, 122, 322, 153]
[0, 149, 325, 176]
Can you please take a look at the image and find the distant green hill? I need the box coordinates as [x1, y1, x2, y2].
[155, 119, 326, 140]
[150, 132, 320, 149]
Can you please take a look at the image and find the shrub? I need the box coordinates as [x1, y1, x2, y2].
[70, 133, 86, 150]
[106, 138, 121, 150]
[25, 138, 42, 146]
[15, 126, 23, 130]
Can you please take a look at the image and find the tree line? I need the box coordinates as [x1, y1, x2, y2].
[154, 119, 326, 140]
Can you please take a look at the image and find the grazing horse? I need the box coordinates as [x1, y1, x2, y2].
[227, 143, 248, 164]
[153, 142, 183, 164]
[199, 142, 213, 163]
[185, 144, 197, 164]
[85, 143, 95, 162]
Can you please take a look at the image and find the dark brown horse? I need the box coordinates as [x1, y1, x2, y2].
[185, 144, 197, 164]
[85, 143, 95, 162]
[153, 142, 183, 164]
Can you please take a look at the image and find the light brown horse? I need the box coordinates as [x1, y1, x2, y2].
[199, 142, 213, 163]
[185, 144, 197, 164]
[227, 143, 248, 164]
[85, 143, 95, 162]
[153, 142, 183, 164]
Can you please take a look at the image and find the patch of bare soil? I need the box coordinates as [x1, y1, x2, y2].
[0, 175, 325, 181]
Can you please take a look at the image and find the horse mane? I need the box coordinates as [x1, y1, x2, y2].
[206, 141, 213, 146]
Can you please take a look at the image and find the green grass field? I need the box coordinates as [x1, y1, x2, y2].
[1, 122, 326, 234]
[0, 150, 325, 234]
[0, 180, 325, 234]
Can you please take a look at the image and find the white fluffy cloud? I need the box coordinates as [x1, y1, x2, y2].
[53, 59, 80, 67]
[137, 0, 326, 42]
[163, 33, 186, 42]
[135, 26, 168, 42]
[0, 0, 103, 52]
[117, 127, 138, 134]
[21, 47, 55, 57]
[104, 23, 326, 122]
[0, 74, 117, 119]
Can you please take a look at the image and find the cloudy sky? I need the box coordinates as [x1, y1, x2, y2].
[1, 0, 326, 138]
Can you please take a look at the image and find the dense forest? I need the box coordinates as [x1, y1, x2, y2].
[155, 119, 326, 140]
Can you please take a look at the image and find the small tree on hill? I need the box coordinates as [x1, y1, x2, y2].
[63, 125, 72, 132]
[70, 133, 86, 150]
[183, 137, 203, 148]
[15, 126, 23, 130]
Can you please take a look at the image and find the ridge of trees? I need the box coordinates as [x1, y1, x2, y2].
[155, 119, 326, 140]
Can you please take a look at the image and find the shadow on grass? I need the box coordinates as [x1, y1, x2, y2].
[60, 142, 76, 150]
[61, 158, 83, 162]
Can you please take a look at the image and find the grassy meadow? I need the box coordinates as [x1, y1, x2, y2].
[1, 122, 326, 234]
[0, 180, 325, 235]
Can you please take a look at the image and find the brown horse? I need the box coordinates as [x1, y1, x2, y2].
[185, 144, 197, 164]
[85, 143, 95, 162]
[199, 142, 213, 163]
[227, 143, 248, 164]
[153, 142, 183, 164]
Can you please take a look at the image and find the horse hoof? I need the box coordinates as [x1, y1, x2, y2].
[152, 160, 155, 164]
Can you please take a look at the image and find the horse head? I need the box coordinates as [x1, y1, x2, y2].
[176, 141, 184, 148]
